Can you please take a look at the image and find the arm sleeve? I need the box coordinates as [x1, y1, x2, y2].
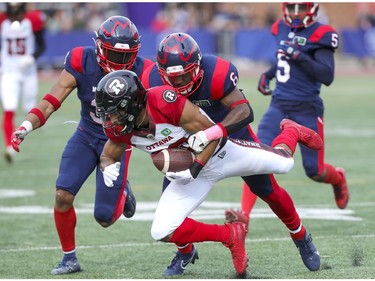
[296, 48, 335, 86]
[33, 29, 46, 59]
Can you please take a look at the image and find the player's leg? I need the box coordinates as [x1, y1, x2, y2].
[51, 130, 98, 275]
[21, 69, 38, 113]
[1, 72, 20, 163]
[296, 115, 349, 209]
[151, 178, 248, 277]
[94, 144, 135, 227]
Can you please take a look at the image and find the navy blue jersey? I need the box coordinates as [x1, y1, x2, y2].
[142, 54, 249, 139]
[271, 19, 339, 101]
[64, 46, 152, 139]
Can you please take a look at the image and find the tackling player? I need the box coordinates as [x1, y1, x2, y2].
[257, 2, 349, 209]
[10, 16, 152, 275]
[95, 69, 322, 277]
[0, 3, 46, 164]
[141, 32, 318, 276]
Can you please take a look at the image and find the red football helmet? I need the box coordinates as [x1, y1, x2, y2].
[282, 2, 319, 28]
[156, 33, 203, 97]
[95, 16, 140, 73]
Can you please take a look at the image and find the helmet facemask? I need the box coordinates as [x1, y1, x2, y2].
[282, 2, 319, 28]
[96, 39, 140, 73]
[158, 62, 203, 97]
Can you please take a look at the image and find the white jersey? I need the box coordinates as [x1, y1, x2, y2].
[0, 11, 43, 72]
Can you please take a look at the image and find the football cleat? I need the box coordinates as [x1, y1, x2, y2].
[280, 119, 323, 151]
[51, 258, 81, 275]
[4, 146, 15, 164]
[224, 208, 249, 232]
[293, 232, 320, 271]
[123, 181, 136, 218]
[163, 245, 199, 276]
[332, 167, 349, 209]
[223, 222, 248, 278]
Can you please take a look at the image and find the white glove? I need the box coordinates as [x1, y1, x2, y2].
[188, 131, 209, 153]
[20, 55, 35, 70]
[166, 169, 194, 185]
[102, 162, 121, 187]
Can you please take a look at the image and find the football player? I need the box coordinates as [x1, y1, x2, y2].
[96, 69, 322, 277]
[141, 32, 318, 275]
[0, 3, 46, 163]
[257, 2, 349, 209]
[11, 16, 153, 275]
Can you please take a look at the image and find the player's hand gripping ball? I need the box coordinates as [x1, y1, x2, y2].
[151, 148, 195, 174]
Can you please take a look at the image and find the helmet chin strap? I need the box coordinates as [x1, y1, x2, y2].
[135, 109, 147, 129]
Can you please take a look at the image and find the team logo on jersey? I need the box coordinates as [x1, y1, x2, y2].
[293, 36, 307, 46]
[161, 128, 172, 136]
[193, 100, 211, 107]
[162, 90, 177, 103]
[105, 77, 128, 97]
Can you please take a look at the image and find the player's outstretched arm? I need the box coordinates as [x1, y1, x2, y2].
[11, 70, 77, 152]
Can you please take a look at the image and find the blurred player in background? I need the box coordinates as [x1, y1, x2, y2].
[11, 16, 152, 275]
[257, 2, 349, 209]
[96, 70, 323, 277]
[0, 3, 45, 164]
[142, 32, 320, 276]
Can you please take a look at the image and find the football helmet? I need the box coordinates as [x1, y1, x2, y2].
[95, 16, 140, 73]
[95, 70, 146, 135]
[282, 2, 319, 28]
[156, 33, 203, 97]
[6, 3, 26, 21]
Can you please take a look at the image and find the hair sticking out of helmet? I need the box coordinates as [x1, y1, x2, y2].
[95, 70, 146, 136]
[95, 16, 141, 73]
[282, 2, 319, 29]
[156, 33, 203, 97]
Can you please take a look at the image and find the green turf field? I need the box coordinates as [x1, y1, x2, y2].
[0, 73, 374, 279]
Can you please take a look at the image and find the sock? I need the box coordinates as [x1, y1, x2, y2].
[260, 176, 301, 232]
[241, 183, 257, 217]
[322, 163, 342, 186]
[2, 111, 15, 146]
[170, 218, 231, 245]
[272, 126, 299, 154]
[176, 243, 193, 254]
[54, 207, 76, 253]
[63, 250, 77, 262]
[289, 223, 307, 241]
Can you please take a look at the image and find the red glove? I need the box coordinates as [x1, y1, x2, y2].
[257, 73, 273, 96]
[11, 126, 28, 152]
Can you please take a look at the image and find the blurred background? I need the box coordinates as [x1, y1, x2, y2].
[1, 2, 375, 71]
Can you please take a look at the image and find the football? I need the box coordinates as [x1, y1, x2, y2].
[151, 148, 195, 174]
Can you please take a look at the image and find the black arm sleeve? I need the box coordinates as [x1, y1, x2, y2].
[296, 48, 335, 86]
[224, 89, 254, 135]
[33, 29, 46, 59]
[263, 62, 278, 79]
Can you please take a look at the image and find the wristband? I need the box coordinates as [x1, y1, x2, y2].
[29, 108, 46, 126]
[189, 159, 205, 178]
[21, 120, 33, 133]
[43, 94, 61, 110]
[204, 124, 227, 141]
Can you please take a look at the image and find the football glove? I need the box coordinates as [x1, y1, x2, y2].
[258, 73, 273, 96]
[278, 40, 301, 61]
[188, 131, 210, 153]
[11, 126, 28, 152]
[166, 169, 195, 185]
[102, 162, 121, 187]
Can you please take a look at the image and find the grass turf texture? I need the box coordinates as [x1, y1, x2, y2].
[0, 73, 374, 279]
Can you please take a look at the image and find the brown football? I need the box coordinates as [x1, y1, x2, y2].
[151, 148, 195, 174]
